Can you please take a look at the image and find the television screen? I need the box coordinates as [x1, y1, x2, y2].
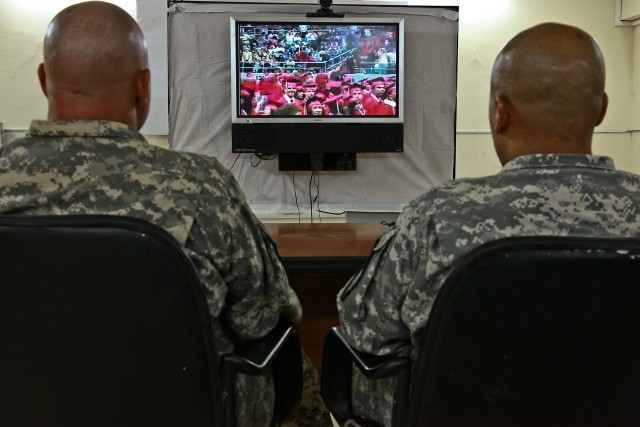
[232, 18, 401, 120]
[230, 15, 404, 159]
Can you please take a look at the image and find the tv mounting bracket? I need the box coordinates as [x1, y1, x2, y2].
[307, 0, 345, 18]
[306, 9, 345, 18]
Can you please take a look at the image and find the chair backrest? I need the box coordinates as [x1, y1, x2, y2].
[409, 236, 640, 427]
[0, 215, 223, 427]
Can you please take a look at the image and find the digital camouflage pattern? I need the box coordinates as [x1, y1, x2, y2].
[338, 153, 640, 426]
[0, 119, 329, 427]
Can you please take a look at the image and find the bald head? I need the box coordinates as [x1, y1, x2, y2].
[38, 1, 150, 129]
[489, 23, 608, 164]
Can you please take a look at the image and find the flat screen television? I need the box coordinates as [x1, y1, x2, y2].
[230, 15, 404, 170]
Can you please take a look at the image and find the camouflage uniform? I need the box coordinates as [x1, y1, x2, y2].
[338, 154, 640, 426]
[0, 120, 329, 427]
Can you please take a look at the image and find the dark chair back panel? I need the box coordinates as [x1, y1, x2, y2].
[0, 215, 222, 427]
[412, 237, 640, 427]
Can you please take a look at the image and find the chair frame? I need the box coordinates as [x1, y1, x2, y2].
[0, 214, 302, 427]
[322, 236, 640, 427]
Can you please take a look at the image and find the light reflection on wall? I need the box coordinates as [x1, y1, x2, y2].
[404, 1, 510, 24]
[7, 0, 136, 19]
[458, 0, 510, 23]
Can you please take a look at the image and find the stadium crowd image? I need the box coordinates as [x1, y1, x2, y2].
[235, 22, 398, 117]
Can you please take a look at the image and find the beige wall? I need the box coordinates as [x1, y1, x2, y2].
[0, 0, 136, 135]
[1, 0, 638, 181]
[456, 0, 636, 178]
[622, 0, 640, 20]
[631, 18, 640, 172]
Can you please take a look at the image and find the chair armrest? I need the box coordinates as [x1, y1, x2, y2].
[222, 319, 297, 375]
[221, 318, 303, 426]
[321, 327, 410, 426]
[328, 327, 409, 379]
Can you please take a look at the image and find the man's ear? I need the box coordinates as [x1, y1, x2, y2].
[492, 95, 510, 135]
[595, 92, 608, 126]
[135, 68, 151, 108]
[134, 68, 151, 129]
[37, 63, 48, 97]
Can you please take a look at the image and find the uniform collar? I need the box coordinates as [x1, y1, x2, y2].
[501, 154, 615, 173]
[27, 120, 144, 140]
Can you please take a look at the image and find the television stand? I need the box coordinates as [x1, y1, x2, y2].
[278, 153, 356, 171]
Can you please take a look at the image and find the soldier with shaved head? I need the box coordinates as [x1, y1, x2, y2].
[337, 23, 640, 427]
[0, 2, 328, 426]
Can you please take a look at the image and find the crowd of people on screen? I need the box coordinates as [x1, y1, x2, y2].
[237, 22, 398, 117]
[239, 72, 397, 116]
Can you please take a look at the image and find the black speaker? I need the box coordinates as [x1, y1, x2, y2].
[383, 129, 402, 150]
[360, 125, 403, 152]
[232, 126, 276, 153]
[237, 131, 252, 149]
[278, 153, 356, 171]
[232, 123, 403, 153]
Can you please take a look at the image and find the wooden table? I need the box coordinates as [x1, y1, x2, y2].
[264, 223, 387, 371]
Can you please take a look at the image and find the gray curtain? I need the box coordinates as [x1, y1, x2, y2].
[168, 2, 458, 215]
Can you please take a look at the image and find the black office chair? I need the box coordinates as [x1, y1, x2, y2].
[0, 214, 302, 427]
[322, 236, 640, 427]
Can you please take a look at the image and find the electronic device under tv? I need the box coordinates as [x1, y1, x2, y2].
[230, 15, 404, 171]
